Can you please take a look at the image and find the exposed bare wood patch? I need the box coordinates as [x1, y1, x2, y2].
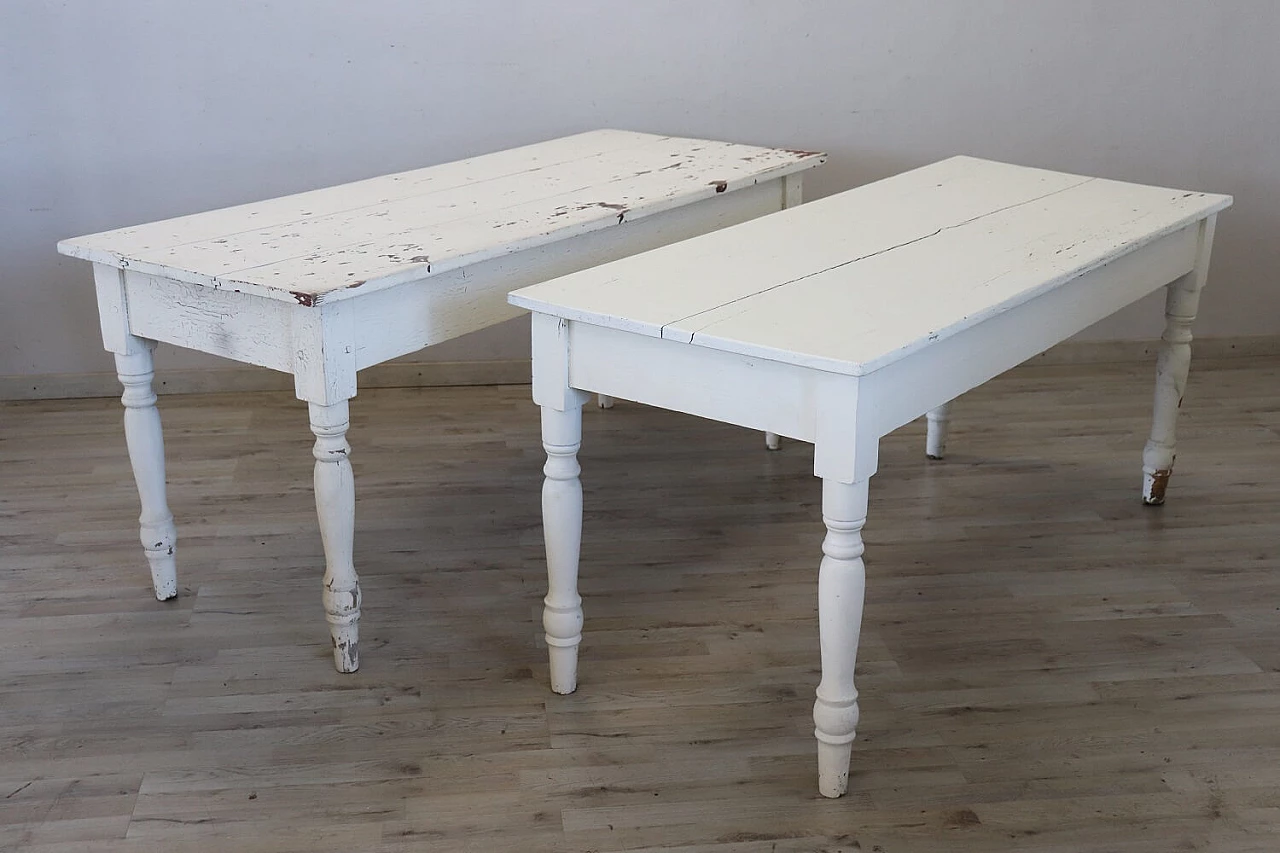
[1144, 468, 1172, 505]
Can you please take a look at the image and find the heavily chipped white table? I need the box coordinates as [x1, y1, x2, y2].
[510, 156, 1231, 797]
[57, 130, 825, 672]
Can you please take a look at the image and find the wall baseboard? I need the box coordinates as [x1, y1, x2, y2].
[3, 337, 1278, 402]
[1025, 335, 1280, 366]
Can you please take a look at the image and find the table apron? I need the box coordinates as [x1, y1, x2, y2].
[554, 218, 1201, 481]
[124, 271, 296, 372]
[565, 319, 859, 446]
[861, 222, 1201, 438]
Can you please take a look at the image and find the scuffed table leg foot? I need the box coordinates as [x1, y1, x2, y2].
[1142, 467, 1173, 506]
[925, 402, 952, 460]
[310, 401, 361, 672]
[813, 478, 869, 798]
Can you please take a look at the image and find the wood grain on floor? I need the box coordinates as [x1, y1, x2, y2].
[1, 356, 1278, 852]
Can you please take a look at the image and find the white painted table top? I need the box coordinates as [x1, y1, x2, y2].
[510, 156, 1232, 375]
[57, 130, 823, 307]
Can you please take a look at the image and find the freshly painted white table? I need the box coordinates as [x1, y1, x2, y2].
[57, 130, 825, 672]
[509, 156, 1231, 797]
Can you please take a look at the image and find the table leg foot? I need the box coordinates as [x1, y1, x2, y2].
[310, 401, 360, 673]
[597, 394, 614, 409]
[1142, 469, 1172, 506]
[547, 643, 580, 695]
[328, 618, 359, 673]
[146, 552, 178, 602]
[925, 402, 952, 460]
[541, 404, 585, 695]
[115, 345, 178, 601]
[816, 739, 855, 798]
[812, 477, 868, 798]
[765, 431, 781, 451]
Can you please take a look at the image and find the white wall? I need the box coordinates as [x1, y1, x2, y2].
[3, 0, 1277, 379]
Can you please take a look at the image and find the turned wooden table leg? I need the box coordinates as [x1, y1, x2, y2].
[114, 341, 178, 601]
[1143, 217, 1216, 505]
[925, 402, 953, 460]
[541, 403, 586, 694]
[813, 477, 869, 798]
[310, 401, 360, 672]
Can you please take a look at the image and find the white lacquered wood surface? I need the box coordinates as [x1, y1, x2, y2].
[512, 156, 1231, 375]
[515, 156, 1231, 796]
[56, 130, 825, 673]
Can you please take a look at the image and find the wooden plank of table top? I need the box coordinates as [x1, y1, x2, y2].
[232, 141, 816, 300]
[60, 131, 653, 257]
[57, 130, 824, 305]
[510, 156, 1232, 374]
[142, 137, 797, 276]
[510, 157, 1087, 335]
[672, 175, 1230, 374]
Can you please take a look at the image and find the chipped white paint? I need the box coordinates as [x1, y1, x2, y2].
[310, 400, 359, 672]
[57, 131, 824, 672]
[1144, 216, 1217, 504]
[125, 273, 297, 372]
[514, 157, 1229, 796]
[58, 131, 824, 307]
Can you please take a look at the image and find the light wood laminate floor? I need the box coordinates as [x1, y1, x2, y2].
[2, 356, 1278, 852]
